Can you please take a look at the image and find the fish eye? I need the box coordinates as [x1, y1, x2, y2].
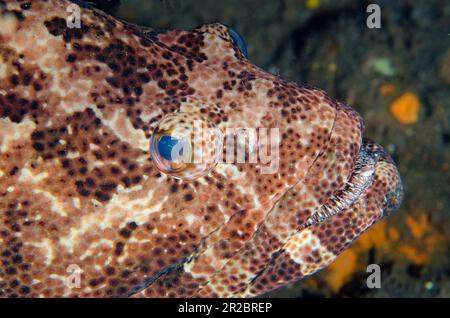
[150, 112, 223, 180]
[229, 27, 248, 58]
[156, 135, 190, 162]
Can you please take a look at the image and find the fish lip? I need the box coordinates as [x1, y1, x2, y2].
[302, 140, 403, 228]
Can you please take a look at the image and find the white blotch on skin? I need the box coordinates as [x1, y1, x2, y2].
[18, 168, 48, 183]
[27, 238, 54, 266]
[0, 117, 36, 152]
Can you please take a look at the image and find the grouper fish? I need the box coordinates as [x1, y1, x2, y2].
[0, 0, 403, 297]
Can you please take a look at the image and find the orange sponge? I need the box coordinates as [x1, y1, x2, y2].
[390, 92, 420, 124]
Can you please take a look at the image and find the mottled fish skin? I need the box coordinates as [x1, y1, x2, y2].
[0, 0, 403, 298]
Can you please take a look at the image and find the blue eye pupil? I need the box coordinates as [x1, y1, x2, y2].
[158, 135, 184, 161]
[229, 27, 248, 59]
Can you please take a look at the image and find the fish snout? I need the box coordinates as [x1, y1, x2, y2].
[363, 139, 403, 218]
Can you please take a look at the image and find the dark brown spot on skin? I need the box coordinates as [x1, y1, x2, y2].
[170, 184, 178, 193]
[66, 54, 77, 63]
[32, 143, 45, 151]
[119, 228, 131, 238]
[115, 242, 124, 256]
[9, 167, 18, 176]
[95, 191, 110, 202]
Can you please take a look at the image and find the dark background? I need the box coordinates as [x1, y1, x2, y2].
[97, 0, 450, 297]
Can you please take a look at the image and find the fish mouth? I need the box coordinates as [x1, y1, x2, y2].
[302, 139, 403, 228]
